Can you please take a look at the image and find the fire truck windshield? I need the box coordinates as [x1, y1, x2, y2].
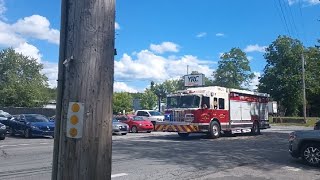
[167, 95, 201, 109]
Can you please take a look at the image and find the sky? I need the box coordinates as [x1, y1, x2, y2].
[0, 0, 319, 92]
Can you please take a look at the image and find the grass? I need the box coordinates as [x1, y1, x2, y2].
[269, 117, 319, 127]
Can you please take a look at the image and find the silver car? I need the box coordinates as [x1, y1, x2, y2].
[112, 118, 129, 135]
[289, 130, 320, 166]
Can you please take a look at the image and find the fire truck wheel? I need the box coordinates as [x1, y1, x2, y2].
[209, 121, 221, 139]
[251, 121, 260, 135]
[178, 133, 189, 138]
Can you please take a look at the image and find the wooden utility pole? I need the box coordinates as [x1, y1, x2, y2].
[301, 53, 307, 123]
[52, 0, 115, 180]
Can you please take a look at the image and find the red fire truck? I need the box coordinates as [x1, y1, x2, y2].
[155, 86, 269, 138]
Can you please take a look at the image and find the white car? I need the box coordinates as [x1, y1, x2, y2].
[135, 110, 164, 123]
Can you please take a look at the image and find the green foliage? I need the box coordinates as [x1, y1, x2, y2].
[258, 36, 304, 116]
[113, 92, 133, 114]
[213, 48, 254, 89]
[0, 48, 50, 107]
[47, 88, 57, 100]
[140, 88, 157, 109]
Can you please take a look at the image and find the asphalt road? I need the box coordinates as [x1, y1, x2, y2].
[0, 125, 319, 180]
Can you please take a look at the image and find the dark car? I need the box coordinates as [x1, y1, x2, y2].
[10, 114, 55, 138]
[0, 122, 6, 140]
[0, 110, 13, 131]
[315, 120, 320, 130]
[289, 130, 320, 166]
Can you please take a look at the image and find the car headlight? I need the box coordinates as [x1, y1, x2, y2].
[139, 124, 143, 126]
[0, 125, 6, 130]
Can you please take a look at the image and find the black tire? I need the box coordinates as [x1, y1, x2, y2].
[251, 121, 261, 135]
[0, 134, 5, 140]
[208, 121, 221, 139]
[24, 129, 32, 138]
[131, 126, 138, 133]
[121, 133, 127, 135]
[178, 133, 189, 138]
[301, 143, 320, 167]
[147, 131, 152, 133]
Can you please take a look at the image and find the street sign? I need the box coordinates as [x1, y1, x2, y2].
[66, 102, 84, 138]
[184, 74, 205, 87]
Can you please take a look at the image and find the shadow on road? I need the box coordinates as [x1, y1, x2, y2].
[113, 131, 319, 172]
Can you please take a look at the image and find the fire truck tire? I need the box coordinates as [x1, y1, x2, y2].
[178, 133, 189, 138]
[251, 121, 260, 135]
[208, 121, 221, 139]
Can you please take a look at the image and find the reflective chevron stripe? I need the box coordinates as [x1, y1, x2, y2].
[155, 124, 199, 133]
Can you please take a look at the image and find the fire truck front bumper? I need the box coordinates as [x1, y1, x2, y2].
[155, 122, 204, 133]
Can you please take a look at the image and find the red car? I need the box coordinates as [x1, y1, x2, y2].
[123, 116, 153, 133]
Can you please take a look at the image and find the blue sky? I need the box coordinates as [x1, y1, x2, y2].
[0, 0, 319, 92]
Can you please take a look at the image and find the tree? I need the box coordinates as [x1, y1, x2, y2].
[258, 36, 304, 116]
[140, 88, 157, 109]
[0, 48, 50, 107]
[213, 48, 254, 89]
[304, 47, 320, 116]
[113, 92, 133, 114]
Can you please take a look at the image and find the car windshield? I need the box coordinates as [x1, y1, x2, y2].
[167, 95, 201, 108]
[25, 115, 49, 123]
[133, 116, 144, 121]
[112, 118, 119, 122]
[149, 111, 162, 116]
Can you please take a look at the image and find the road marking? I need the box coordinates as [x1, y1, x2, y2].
[0, 144, 18, 148]
[281, 166, 301, 172]
[18, 144, 30, 146]
[111, 173, 128, 178]
[40, 142, 49, 145]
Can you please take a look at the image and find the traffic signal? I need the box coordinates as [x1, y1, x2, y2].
[66, 102, 84, 138]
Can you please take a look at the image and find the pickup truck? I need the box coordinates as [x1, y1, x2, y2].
[135, 110, 164, 125]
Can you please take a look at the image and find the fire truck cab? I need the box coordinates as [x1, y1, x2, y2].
[155, 86, 269, 138]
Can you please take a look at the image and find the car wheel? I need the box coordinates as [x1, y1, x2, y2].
[9, 127, 15, 136]
[178, 133, 189, 138]
[131, 126, 138, 133]
[301, 143, 320, 166]
[0, 134, 5, 140]
[208, 121, 221, 139]
[251, 121, 260, 135]
[121, 133, 127, 135]
[147, 131, 152, 133]
[24, 129, 32, 138]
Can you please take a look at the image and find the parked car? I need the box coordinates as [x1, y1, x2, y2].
[10, 114, 55, 138]
[112, 118, 129, 135]
[0, 122, 6, 140]
[0, 110, 13, 131]
[289, 130, 320, 166]
[121, 116, 154, 133]
[314, 120, 320, 130]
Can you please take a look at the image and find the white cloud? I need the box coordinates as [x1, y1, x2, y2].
[14, 42, 42, 62]
[12, 15, 60, 44]
[244, 44, 267, 53]
[288, 0, 320, 6]
[114, 82, 138, 93]
[248, 72, 261, 91]
[247, 56, 253, 61]
[150, 42, 180, 54]
[42, 62, 58, 88]
[0, 0, 6, 20]
[115, 49, 216, 83]
[215, 33, 225, 37]
[196, 32, 207, 38]
[115, 22, 120, 30]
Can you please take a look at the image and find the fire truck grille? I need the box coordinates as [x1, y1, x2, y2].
[167, 110, 194, 122]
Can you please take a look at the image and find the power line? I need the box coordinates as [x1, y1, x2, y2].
[274, 0, 291, 36]
[284, 0, 300, 39]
